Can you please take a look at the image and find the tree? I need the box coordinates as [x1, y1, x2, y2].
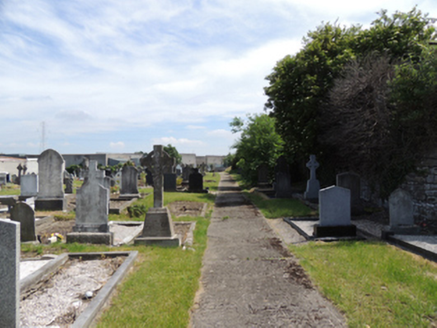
[231, 114, 284, 185]
[164, 144, 182, 164]
[264, 7, 436, 190]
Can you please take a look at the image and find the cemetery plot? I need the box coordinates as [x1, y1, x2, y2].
[20, 251, 137, 328]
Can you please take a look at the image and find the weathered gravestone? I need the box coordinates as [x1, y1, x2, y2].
[135, 145, 180, 247]
[67, 161, 112, 245]
[35, 149, 65, 211]
[20, 173, 38, 199]
[16, 164, 23, 185]
[189, 168, 204, 192]
[10, 202, 36, 242]
[304, 155, 320, 201]
[0, 219, 20, 328]
[257, 163, 270, 188]
[386, 188, 420, 235]
[120, 166, 140, 197]
[64, 173, 74, 194]
[336, 172, 363, 215]
[275, 156, 292, 198]
[314, 186, 356, 237]
[0, 172, 7, 185]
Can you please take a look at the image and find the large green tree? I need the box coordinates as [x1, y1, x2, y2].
[164, 144, 182, 164]
[231, 114, 284, 185]
[264, 7, 436, 191]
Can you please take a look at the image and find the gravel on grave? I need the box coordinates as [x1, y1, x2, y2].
[20, 257, 123, 327]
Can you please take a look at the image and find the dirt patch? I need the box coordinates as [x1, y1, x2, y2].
[168, 201, 206, 217]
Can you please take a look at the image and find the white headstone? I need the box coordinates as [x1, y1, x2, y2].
[20, 173, 38, 197]
[389, 188, 414, 228]
[319, 186, 351, 226]
[37, 149, 65, 199]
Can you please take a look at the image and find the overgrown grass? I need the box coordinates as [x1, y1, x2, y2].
[290, 241, 437, 328]
[243, 191, 315, 218]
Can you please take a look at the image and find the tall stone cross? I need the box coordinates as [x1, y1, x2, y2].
[306, 155, 319, 180]
[141, 145, 175, 208]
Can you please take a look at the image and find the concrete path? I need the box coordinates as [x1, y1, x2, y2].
[190, 173, 346, 327]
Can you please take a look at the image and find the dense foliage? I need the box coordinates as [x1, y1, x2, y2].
[230, 114, 284, 185]
[264, 7, 436, 197]
[164, 144, 182, 164]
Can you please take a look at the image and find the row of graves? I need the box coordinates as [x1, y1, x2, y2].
[257, 155, 425, 241]
[0, 145, 210, 326]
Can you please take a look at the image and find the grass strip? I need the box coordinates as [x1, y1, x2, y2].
[290, 241, 437, 328]
[243, 191, 315, 218]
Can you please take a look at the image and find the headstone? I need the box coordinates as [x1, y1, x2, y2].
[336, 172, 363, 215]
[313, 185, 356, 237]
[10, 202, 36, 242]
[0, 172, 7, 185]
[145, 168, 154, 186]
[16, 164, 23, 185]
[67, 161, 112, 245]
[274, 156, 292, 198]
[257, 164, 270, 188]
[189, 168, 204, 192]
[182, 165, 192, 182]
[120, 166, 139, 195]
[35, 149, 65, 211]
[164, 173, 177, 192]
[386, 189, 420, 235]
[65, 173, 74, 194]
[0, 219, 20, 327]
[20, 173, 38, 198]
[135, 145, 179, 247]
[23, 165, 27, 175]
[304, 155, 320, 201]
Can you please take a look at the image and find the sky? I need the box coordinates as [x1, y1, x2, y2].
[0, 1, 436, 156]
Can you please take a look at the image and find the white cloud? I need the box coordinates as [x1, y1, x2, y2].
[186, 125, 206, 130]
[109, 141, 125, 150]
[206, 129, 234, 139]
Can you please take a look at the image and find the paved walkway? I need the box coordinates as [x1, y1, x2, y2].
[190, 173, 346, 327]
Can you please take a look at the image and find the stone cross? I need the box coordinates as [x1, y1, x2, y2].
[141, 145, 175, 208]
[306, 155, 319, 180]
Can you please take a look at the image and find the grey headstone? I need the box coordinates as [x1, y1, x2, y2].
[336, 172, 363, 215]
[189, 168, 203, 192]
[120, 166, 139, 195]
[37, 149, 65, 199]
[73, 161, 110, 233]
[274, 156, 292, 198]
[10, 202, 36, 242]
[20, 173, 38, 197]
[0, 219, 20, 328]
[304, 155, 320, 200]
[319, 186, 351, 227]
[389, 189, 414, 228]
[0, 172, 7, 185]
[65, 173, 74, 194]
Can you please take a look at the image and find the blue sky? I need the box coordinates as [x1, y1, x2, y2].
[0, 1, 435, 156]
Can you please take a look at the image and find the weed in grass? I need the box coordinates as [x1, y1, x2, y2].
[221, 216, 229, 221]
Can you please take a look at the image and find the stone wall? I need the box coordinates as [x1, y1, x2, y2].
[401, 148, 437, 222]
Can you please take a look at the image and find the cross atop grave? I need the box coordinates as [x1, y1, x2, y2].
[141, 145, 175, 208]
[306, 154, 319, 180]
[86, 161, 105, 182]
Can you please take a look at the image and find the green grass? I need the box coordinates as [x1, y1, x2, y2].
[290, 241, 437, 328]
[21, 173, 221, 327]
[0, 183, 20, 195]
[243, 191, 315, 218]
[203, 172, 221, 191]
